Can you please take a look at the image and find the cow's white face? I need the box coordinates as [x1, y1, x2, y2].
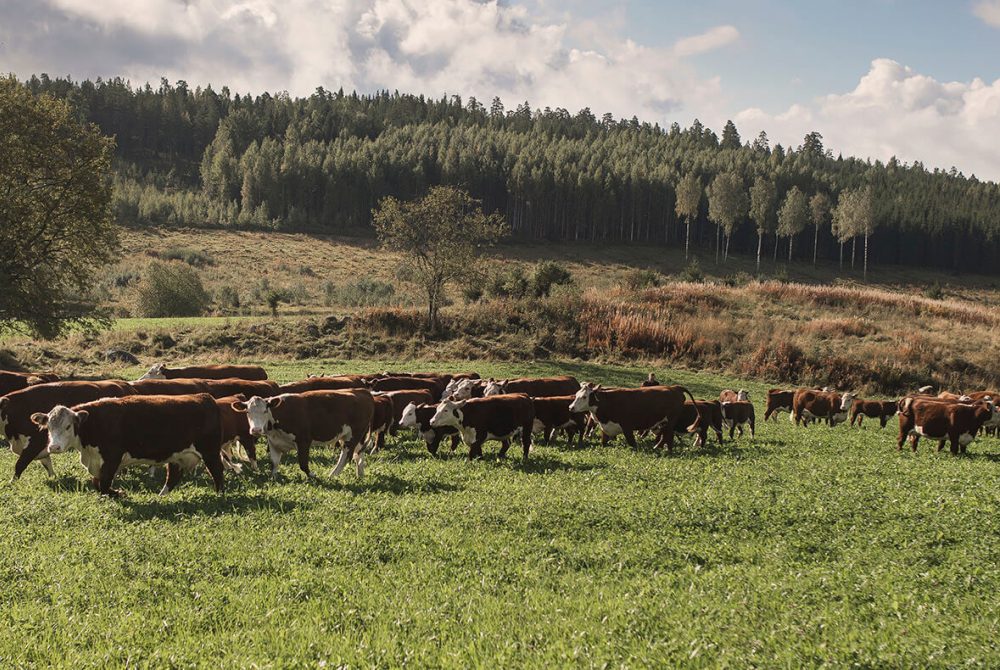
[442, 379, 459, 400]
[839, 392, 857, 411]
[138, 363, 166, 380]
[32, 405, 86, 454]
[569, 385, 597, 413]
[450, 379, 477, 401]
[737, 390, 750, 402]
[483, 380, 505, 397]
[430, 400, 464, 429]
[233, 395, 283, 436]
[399, 402, 419, 429]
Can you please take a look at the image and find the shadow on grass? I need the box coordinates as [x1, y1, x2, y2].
[116, 491, 312, 521]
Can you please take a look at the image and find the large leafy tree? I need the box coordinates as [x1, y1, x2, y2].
[809, 192, 832, 267]
[373, 186, 507, 331]
[777, 186, 810, 262]
[749, 176, 777, 273]
[0, 76, 118, 337]
[675, 173, 702, 261]
[833, 186, 876, 279]
[708, 172, 748, 263]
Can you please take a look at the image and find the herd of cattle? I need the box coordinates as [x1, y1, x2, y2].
[0, 365, 996, 497]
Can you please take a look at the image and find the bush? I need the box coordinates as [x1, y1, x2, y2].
[678, 258, 704, 283]
[161, 247, 214, 268]
[487, 266, 531, 299]
[131, 261, 210, 317]
[532, 261, 573, 297]
[722, 271, 753, 288]
[324, 279, 396, 307]
[622, 268, 663, 290]
[216, 285, 241, 310]
[462, 284, 484, 304]
[924, 282, 944, 300]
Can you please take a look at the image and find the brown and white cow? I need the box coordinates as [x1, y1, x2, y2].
[849, 399, 899, 428]
[530, 395, 587, 448]
[280, 376, 366, 394]
[138, 362, 268, 381]
[368, 395, 395, 454]
[233, 389, 375, 479]
[430, 394, 535, 460]
[2, 380, 136, 479]
[483, 376, 580, 398]
[200, 378, 281, 400]
[764, 389, 796, 422]
[0, 371, 59, 397]
[215, 394, 256, 472]
[366, 376, 447, 398]
[792, 389, 857, 427]
[896, 396, 998, 454]
[568, 383, 699, 452]
[442, 377, 486, 401]
[379, 389, 436, 439]
[671, 400, 724, 448]
[719, 389, 750, 403]
[33, 393, 224, 496]
[398, 402, 460, 455]
[721, 400, 755, 439]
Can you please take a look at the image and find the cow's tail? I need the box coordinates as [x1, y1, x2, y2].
[680, 387, 703, 433]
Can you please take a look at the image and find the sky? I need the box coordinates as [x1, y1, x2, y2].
[2, 0, 1000, 180]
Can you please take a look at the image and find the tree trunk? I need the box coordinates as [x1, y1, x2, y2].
[685, 218, 691, 261]
[724, 234, 730, 262]
[773, 234, 779, 262]
[715, 225, 720, 264]
[864, 231, 869, 281]
[756, 231, 763, 274]
[851, 238, 856, 270]
[788, 234, 793, 262]
[839, 242, 843, 271]
[813, 224, 819, 266]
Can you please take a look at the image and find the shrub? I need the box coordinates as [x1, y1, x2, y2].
[678, 258, 703, 283]
[924, 282, 944, 300]
[487, 266, 531, 299]
[216, 285, 241, 309]
[532, 261, 573, 297]
[622, 268, 663, 290]
[722, 272, 753, 288]
[462, 284, 484, 304]
[325, 279, 396, 307]
[161, 247, 214, 268]
[265, 289, 295, 317]
[131, 261, 210, 317]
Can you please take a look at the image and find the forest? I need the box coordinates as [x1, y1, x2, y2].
[24, 74, 1000, 273]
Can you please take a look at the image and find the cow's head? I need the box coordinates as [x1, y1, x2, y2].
[736, 389, 750, 402]
[569, 383, 601, 413]
[31, 405, 87, 454]
[399, 402, 421, 429]
[839, 392, 857, 411]
[483, 379, 507, 397]
[232, 395, 284, 436]
[138, 362, 167, 380]
[429, 399, 465, 429]
[449, 379, 479, 401]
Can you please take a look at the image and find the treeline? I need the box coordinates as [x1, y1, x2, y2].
[25, 74, 1000, 272]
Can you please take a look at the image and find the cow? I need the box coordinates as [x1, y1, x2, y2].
[792, 390, 857, 427]
[366, 376, 446, 398]
[232, 389, 375, 479]
[483, 376, 580, 398]
[0, 371, 59, 397]
[369, 395, 395, 453]
[721, 400, 755, 439]
[380, 389, 436, 434]
[2, 380, 135, 479]
[430, 394, 535, 460]
[640, 373, 661, 388]
[138, 363, 268, 381]
[897, 396, 998, 454]
[398, 402, 460, 455]
[937, 391, 973, 402]
[719, 389, 750, 403]
[671, 400, 724, 448]
[530, 395, 587, 448]
[280, 376, 365, 394]
[568, 383, 699, 453]
[130, 378, 210, 396]
[442, 377, 486, 401]
[764, 389, 795, 422]
[33, 393, 224, 496]
[215, 394, 256, 472]
[849, 399, 899, 428]
[200, 378, 281, 400]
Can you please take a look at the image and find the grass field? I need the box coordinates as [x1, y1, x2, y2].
[3, 359, 1000, 667]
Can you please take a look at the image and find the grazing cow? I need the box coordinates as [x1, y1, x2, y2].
[280, 376, 365, 394]
[897, 397, 998, 454]
[0, 371, 59, 397]
[138, 363, 268, 381]
[568, 383, 699, 452]
[641, 373, 661, 388]
[33, 393, 224, 496]
[672, 400, 724, 448]
[764, 389, 795, 422]
[719, 389, 750, 403]
[233, 389, 375, 479]
[2, 381, 135, 479]
[721, 400, 755, 439]
[366, 376, 446, 398]
[130, 378, 210, 396]
[792, 390, 857, 427]
[369, 395, 395, 453]
[398, 402, 460, 455]
[530, 395, 587, 448]
[483, 376, 580, 398]
[849, 399, 898, 428]
[430, 394, 535, 460]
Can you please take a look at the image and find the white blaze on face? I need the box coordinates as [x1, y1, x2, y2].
[430, 400, 463, 429]
[244, 396, 276, 436]
[452, 379, 476, 401]
[399, 402, 419, 429]
[737, 390, 749, 402]
[38, 406, 83, 454]
[569, 386, 595, 414]
[839, 393, 857, 411]
[138, 363, 166, 381]
[442, 379, 459, 400]
[483, 380, 504, 397]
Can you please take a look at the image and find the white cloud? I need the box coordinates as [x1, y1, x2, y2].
[735, 59, 1000, 181]
[974, 0, 1000, 28]
[672, 25, 740, 57]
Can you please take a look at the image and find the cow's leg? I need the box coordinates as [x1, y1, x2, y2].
[426, 433, 441, 456]
[352, 441, 366, 477]
[203, 450, 225, 493]
[237, 434, 259, 471]
[575, 425, 586, 449]
[450, 434, 460, 451]
[468, 440, 485, 460]
[910, 435, 919, 452]
[623, 430, 637, 449]
[749, 417, 755, 439]
[159, 463, 184, 495]
[12, 434, 48, 480]
[601, 433, 610, 447]
[543, 427, 554, 446]
[39, 455, 56, 478]
[97, 452, 124, 497]
[949, 434, 960, 455]
[522, 422, 532, 459]
[269, 445, 283, 479]
[295, 441, 315, 478]
[498, 439, 511, 458]
[728, 422, 736, 440]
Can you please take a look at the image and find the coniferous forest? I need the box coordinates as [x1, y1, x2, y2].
[25, 74, 1000, 272]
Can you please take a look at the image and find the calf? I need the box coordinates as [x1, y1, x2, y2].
[792, 390, 857, 427]
[280, 376, 365, 394]
[568, 383, 699, 452]
[530, 395, 587, 448]
[897, 397, 998, 454]
[483, 376, 580, 398]
[672, 400, 724, 448]
[764, 389, 795, 421]
[33, 393, 224, 496]
[430, 394, 535, 460]
[849, 399, 898, 428]
[2, 381, 135, 479]
[233, 389, 375, 479]
[719, 389, 750, 403]
[138, 362, 268, 381]
[399, 402, 460, 455]
[721, 400, 755, 439]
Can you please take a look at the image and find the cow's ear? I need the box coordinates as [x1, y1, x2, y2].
[30, 412, 48, 428]
[75, 410, 89, 427]
[267, 396, 284, 408]
[231, 401, 248, 413]
[0, 397, 8, 410]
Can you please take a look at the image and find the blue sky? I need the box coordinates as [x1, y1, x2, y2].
[3, 0, 999, 178]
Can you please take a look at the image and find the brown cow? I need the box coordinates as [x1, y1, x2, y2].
[200, 378, 281, 399]
[764, 389, 795, 422]
[130, 379, 210, 396]
[280, 376, 365, 394]
[721, 400, 755, 439]
[138, 362, 268, 381]
[369, 395, 395, 453]
[792, 390, 857, 427]
[233, 389, 375, 478]
[483, 376, 580, 398]
[530, 395, 587, 448]
[671, 400, 724, 448]
[2, 380, 135, 479]
[33, 393, 224, 496]
[719, 389, 749, 403]
[568, 383, 699, 452]
[430, 394, 535, 460]
[897, 396, 998, 454]
[366, 376, 446, 398]
[379, 389, 436, 439]
[215, 394, 256, 472]
[398, 402, 460, 455]
[0, 371, 59, 397]
[849, 399, 898, 428]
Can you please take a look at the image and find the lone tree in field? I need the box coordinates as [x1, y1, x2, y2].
[833, 186, 876, 280]
[809, 192, 831, 267]
[777, 186, 810, 262]
[675, 173, 703, 260]
[373, 186, 507, 331]
[707, 172, 748, 263]
[749, 176, 777, 273]
[0, 76, 118, 337]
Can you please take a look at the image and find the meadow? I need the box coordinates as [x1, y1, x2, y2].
[3, 359, 1000, 667]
